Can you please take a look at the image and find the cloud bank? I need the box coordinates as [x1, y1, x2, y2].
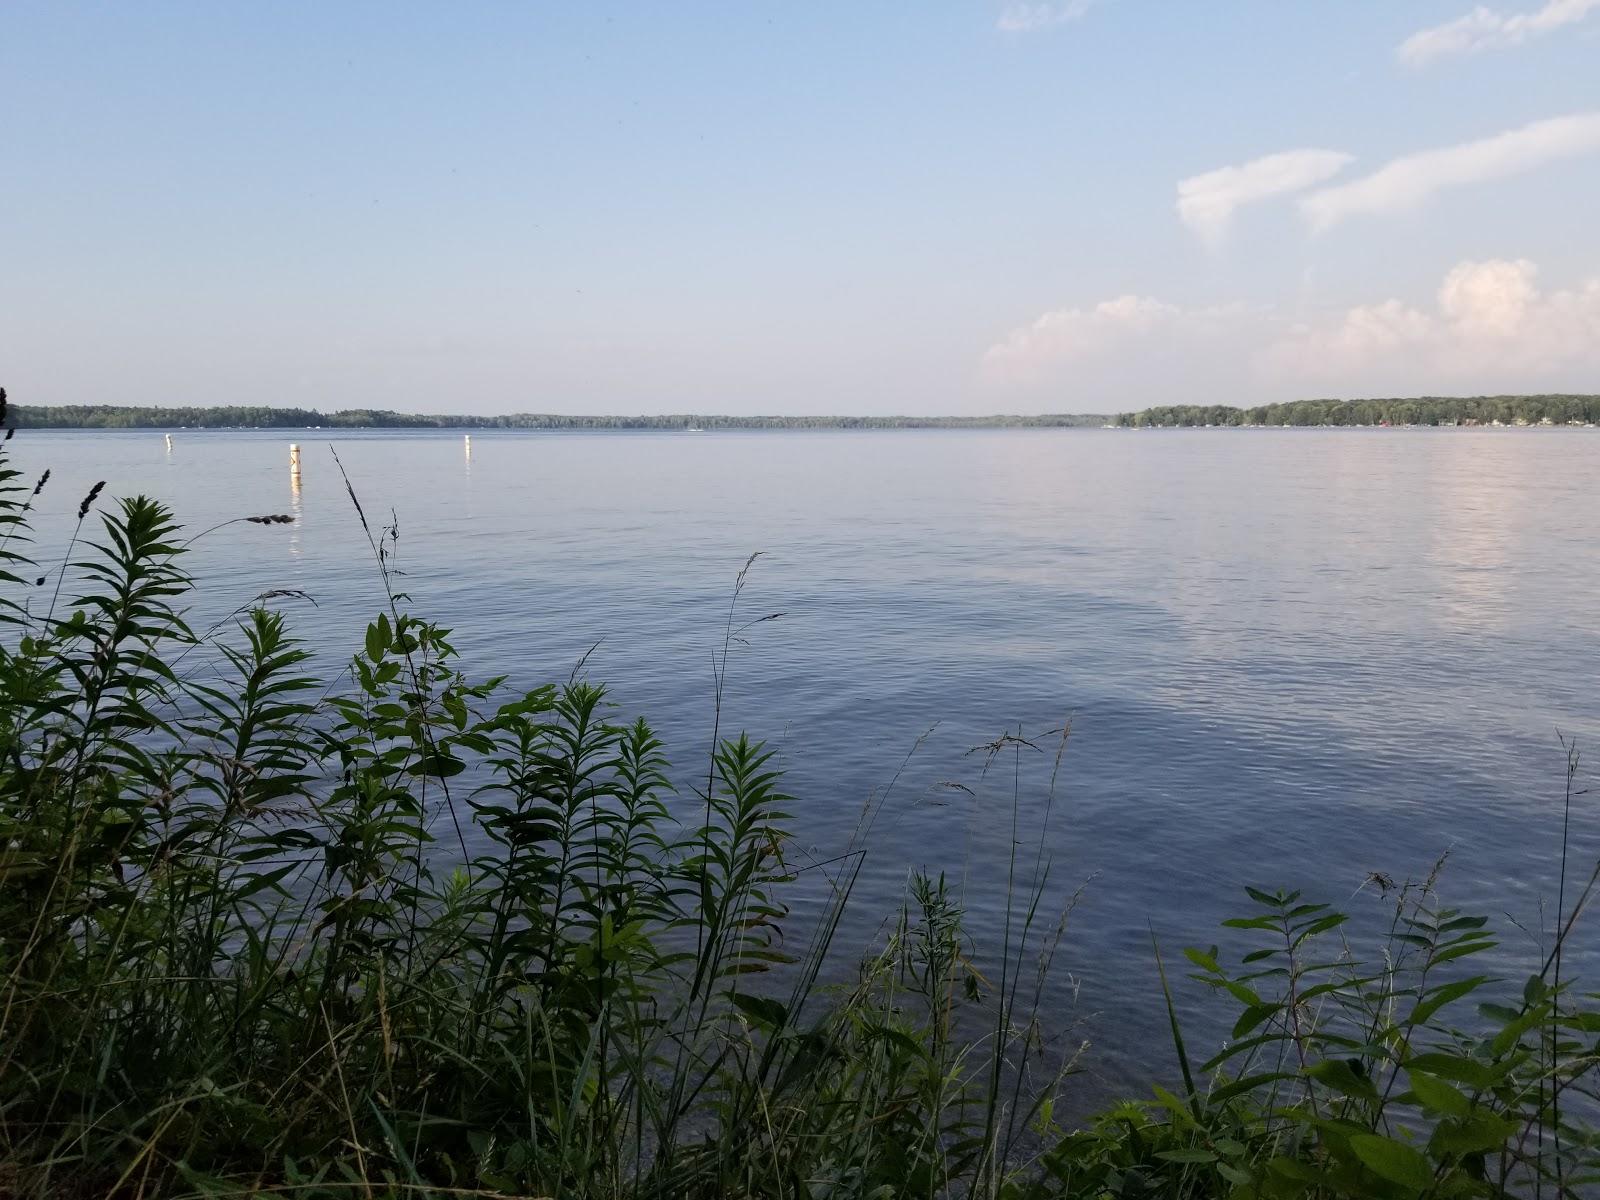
[981, 295, 1181, 384]
[1300, 112, 1600, 231]
[1261, 259, 1600, 383]
[1176, 149, 1354, 244]
[1398, 0, 1600, 66]
[983, 260, 1600, 400]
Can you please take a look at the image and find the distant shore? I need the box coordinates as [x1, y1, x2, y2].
[11, 394, 1600, 430]
[11, 405, 1107, 431]
[1115, 394, 1600, 428]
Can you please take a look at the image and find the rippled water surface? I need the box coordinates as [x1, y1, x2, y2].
[17, 426, 1600, 1101]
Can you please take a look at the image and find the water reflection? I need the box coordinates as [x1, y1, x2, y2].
[1424, 438, 1518, 635]
[8, 426, 1599, 1110]
[288, 464, 303, 558]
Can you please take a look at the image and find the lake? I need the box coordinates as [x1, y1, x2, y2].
[13, 426, 1600, 1105]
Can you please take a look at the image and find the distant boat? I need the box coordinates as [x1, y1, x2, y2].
[685, 426, 705, 433]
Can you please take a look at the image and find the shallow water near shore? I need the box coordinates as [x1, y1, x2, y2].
[16, 425, 1600, 1106]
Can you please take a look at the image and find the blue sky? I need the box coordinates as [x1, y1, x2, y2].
[3, 2, 1598, 414]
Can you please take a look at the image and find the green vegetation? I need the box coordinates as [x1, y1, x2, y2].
[1116, 395, 1600, 428]
[1, 384, 1597, 1197]
[11, 404, 1106, 430]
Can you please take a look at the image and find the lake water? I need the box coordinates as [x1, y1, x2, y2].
[13, 426, 1600, 1105]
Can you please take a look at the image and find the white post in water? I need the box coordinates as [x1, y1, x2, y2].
[464, 433, 472, 457]
[289, 444, 301, 479]
[164, 433, 173, 452]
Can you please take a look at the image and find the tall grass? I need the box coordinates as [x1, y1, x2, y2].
[0, 400, 1595, 1198]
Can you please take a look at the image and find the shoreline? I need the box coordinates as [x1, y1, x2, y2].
[11, 394, 1600, 431]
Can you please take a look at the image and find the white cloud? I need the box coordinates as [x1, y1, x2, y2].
[1176, 149, 1354, 245]
[980, 296, 1261, 394]
[1436, 257, 1540, 334]
[1259, 259, 1600, 382]
[997, 1, 1096, 32]
[1300, 112, 1600, 231]
[982, 261, 1600, 401]
[981, 295, 1179, 383]
[1398, 0, 1600, 66]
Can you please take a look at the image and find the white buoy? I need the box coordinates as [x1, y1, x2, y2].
[164, 433, 173, 452]
[464, 433, 472, 456]
[289, 444, 301, 477]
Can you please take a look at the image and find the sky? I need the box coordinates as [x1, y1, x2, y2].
[3, 2, 1599, 415]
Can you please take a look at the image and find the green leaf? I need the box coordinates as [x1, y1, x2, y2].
[1408, 1072, 1471, 1117]
[1221, 916, 1278, 931]
[1221, 979, 1265, 1007]
[730, 991, 788, 1030]
[1217, 1162, 1252, 1187]
[365, 618, 387, 661]
[1148, 1085, 1199, 1128]
[410, 752, 465, 778]
[1207, 1071, 1298, 1104]
[1348, 1134, 1434, 1191]
[1231, 1003, 1279, 1039]
[1305, 1058, 1378, 1103]
[1292, 913, 1348, 945]
[1489, 1007, 1544, 1056]
[1184, 946, 1222, 974]
[1405, 1052, 1496, 1089]
[1267, 1155, 1320, 1182]
[1407, 975, 1488, 1026]
[1429, 1113, 1520, 1157]
[1155, 1149, 1217, 1164]
[232, 864, 299, 902]
[1431, 939, 1496, 965]
[867, 1023, 926, 1059]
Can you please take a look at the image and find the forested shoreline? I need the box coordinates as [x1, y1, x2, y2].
[12, 395, 1600, 431]
[12, 405, 1106, 430]
[1117, 394, 1600, 427]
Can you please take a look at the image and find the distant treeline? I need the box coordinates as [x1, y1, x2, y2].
[1116, 395, 1600, 428]
[11, 405, 1107, 430]
[20, 397, 1600, 431]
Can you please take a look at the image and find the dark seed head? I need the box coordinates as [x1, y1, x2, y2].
[34, 576, 45, 587]
[77, 480, 106, 520]
[31, 469, 49, 496]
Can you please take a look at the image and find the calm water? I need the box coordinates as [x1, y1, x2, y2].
[14, 427, 1600, 1102]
